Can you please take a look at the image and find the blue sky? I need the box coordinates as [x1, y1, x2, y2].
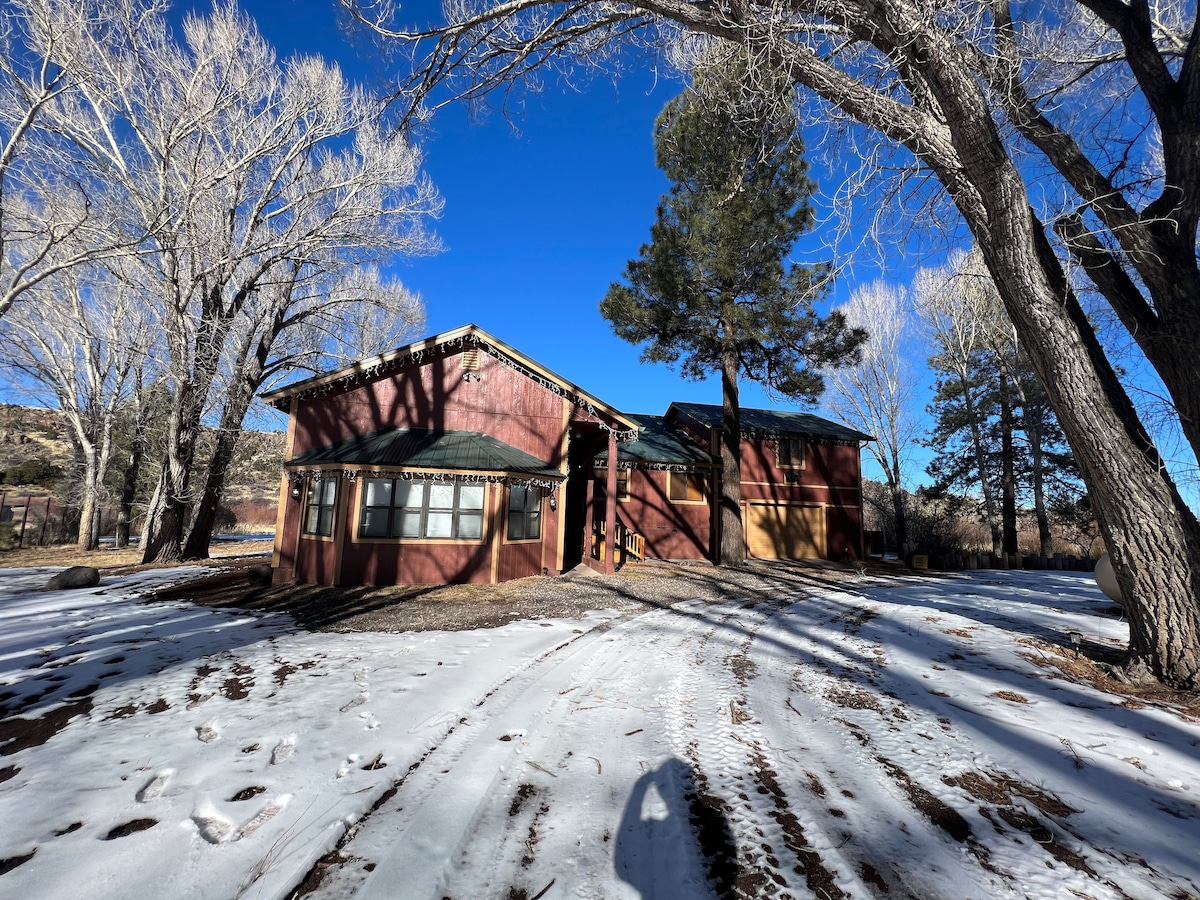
[236, 0, 901, 432]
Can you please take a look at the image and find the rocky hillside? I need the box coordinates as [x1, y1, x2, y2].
[0, 405, 72, 475]
[0, 404, 286, 507]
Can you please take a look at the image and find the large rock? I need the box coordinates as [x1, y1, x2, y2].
[246, 564, 273, 586]
[43, 566, 100, 591]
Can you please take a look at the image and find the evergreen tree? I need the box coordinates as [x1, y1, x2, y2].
[600, 57, 863, 566]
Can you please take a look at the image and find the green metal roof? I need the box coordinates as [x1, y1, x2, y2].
[669, 402, 873, 443]
[595, 414, 716, 466]
[287, 428, 565, 479]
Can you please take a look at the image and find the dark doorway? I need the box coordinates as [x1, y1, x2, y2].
[562, 426, 602, 570]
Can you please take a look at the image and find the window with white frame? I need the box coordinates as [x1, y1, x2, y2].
[507, 485, 542, 541]
[359, 478, 485, 540]
[303, 478, 337, 536]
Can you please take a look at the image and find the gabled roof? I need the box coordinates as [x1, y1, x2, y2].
[669, 402, 873, 443]
[286, 427, 565, 480]
[594, 414, 716, 466]
[261, 323, 637, 433]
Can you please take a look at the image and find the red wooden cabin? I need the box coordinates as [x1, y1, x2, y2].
[263, 325, 871, 586]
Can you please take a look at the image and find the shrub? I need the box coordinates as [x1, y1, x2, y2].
[0, 457, 63, 488]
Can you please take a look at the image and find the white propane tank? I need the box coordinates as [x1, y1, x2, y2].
[1094, 553, 1124, 606]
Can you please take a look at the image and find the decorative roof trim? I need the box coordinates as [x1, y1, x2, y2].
[287, 466, 563, 493]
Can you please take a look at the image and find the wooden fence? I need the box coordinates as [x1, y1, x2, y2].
[0, 491, 74, 548]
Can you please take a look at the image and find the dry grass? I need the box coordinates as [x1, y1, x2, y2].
[0, 539, 275, 573]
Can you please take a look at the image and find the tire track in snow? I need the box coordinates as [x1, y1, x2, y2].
[291, 605, 667, 899]
[667, 595, 861, 899]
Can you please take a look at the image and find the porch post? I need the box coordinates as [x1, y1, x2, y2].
[603, 430, 617, 575]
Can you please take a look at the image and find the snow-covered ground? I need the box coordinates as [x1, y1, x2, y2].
[1, 564, 1197, 900]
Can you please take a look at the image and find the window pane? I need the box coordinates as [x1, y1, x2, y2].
[617, 470, 629, 498]
[669, 472, 687, 501]
[396, 482, 425, 508]
[525, 509, 541, 540]
[429, 484, 455, 510]
[320, 479, 338, 504]
[364, 478, 392, 507]
[305, 506, 321, 533]
[507, 515, 525, 542]
[778, 439, 803, 467]
[508, 485, 528, 512]
[360, 508, 389, 537]
[317, 508, 334, 536]
[395, 510, 422, 538]
[459, 484, 485, 510]
[426, 511, 453, 538]
[457, 512, 483, 540]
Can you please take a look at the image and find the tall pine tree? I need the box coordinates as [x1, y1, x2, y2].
[600, 56, 863, 566]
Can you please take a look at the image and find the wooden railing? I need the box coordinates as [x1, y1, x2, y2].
[592, 520, 645, 565]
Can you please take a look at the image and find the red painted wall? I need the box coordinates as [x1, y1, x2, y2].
[280, 348, 572, 585]
[668, 408, 864, 560]
[615, 469, 711, 560]
[293, 347, 567, 468]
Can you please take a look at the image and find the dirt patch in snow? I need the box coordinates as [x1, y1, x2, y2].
[1019, 638, 1200, 718]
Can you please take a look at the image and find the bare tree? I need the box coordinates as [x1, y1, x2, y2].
[15, 0, 441, 562]
[825, 281, 922, 552]
[345, 0, 1200, 685]
[182, 265, 425, 559]
[0, 261, 156, 550]
[0, 0, 145, 319]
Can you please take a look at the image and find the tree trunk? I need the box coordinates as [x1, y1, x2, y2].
[938, 81, 1200, 687]
[889, 469, 907, 551]
[114, 397, 151, 549]
[718, 336, 743, 567]
[1027, 414, 1053, 558]
[997, 368, 1019, 556]
[182, 424, 240, 560]
[141, 381, 199, 564]
[956, 369, 1001, 555]
[77, 467, 99, 551]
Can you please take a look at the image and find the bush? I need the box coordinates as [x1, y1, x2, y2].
[1, 457, 63, 488]
[213, 505, 238, 533]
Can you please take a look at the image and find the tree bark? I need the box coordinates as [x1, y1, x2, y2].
[997, 368, 1019, 556]
[938, 79, 1200, 687]
[719, 334, 743, 567]
[888, 460, 907, 551]
[140, 372, 200, 564]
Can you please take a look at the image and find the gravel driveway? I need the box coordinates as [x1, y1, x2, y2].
[152, 557, 887, 633]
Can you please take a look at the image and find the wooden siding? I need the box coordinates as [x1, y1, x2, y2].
[293, 347, 569, 470]
[615, 468, 711, 560]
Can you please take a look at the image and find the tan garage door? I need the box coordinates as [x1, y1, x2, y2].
[744, 503, 825, 559]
